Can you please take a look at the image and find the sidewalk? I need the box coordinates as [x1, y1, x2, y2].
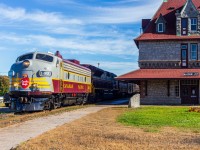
[0, 106, 107, 150]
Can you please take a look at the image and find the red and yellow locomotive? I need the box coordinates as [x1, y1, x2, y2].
[8, 51, 91, 111]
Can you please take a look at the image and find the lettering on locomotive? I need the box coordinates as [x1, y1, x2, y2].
[63, 84, 74, 89]
[38, 71, 52, 77]
[78, 85, 84, 90]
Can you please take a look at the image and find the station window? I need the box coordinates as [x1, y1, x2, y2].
[191, 18, 197, 31]
[175, 85, 180, 97]
[190, 44, 198, 60]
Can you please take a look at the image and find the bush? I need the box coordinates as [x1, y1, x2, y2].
[0, 76, 9, 96]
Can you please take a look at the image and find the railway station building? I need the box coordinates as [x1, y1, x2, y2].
[117, 0, 200, 105]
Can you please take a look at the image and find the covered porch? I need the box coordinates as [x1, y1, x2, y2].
[117, 69, 200, 105]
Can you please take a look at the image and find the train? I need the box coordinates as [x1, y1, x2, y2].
[8, 51, 134, 112]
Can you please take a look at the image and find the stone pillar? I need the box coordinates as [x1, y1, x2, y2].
[198, 13, 200, 34]
[128, 94, 140, 108]
[176, 12, 181, 36]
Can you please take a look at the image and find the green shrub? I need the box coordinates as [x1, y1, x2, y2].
[0, 76, 9, 96]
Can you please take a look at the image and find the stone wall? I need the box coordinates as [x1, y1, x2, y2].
[140, 80, 181, 105]
[139, 41, 200, 69]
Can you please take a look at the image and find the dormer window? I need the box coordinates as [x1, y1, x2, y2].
[155, 14, 166, 33]
[191, 18, 197, 31]
[158, 23, 164, 32]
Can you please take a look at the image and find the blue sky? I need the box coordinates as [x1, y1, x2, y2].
[0, 0, 162, 76]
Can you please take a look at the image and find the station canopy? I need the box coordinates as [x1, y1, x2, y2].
[117, 69, 200, 81]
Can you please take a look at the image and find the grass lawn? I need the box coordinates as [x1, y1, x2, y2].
[118, 106, 200, 132]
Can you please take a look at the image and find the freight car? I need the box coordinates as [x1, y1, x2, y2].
[8, 51, 91, 112]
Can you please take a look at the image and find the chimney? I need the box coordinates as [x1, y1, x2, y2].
[142, 19, 151, 32]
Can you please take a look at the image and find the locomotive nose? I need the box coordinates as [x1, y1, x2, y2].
[10, 59, 32, 72]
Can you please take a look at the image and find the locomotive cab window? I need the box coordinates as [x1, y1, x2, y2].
[36, 54, 54, 62]
[16, 53, 33, 62]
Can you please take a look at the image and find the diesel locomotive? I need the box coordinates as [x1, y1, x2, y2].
[8, 51, 133, 112]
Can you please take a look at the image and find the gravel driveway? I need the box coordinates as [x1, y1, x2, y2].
[0, 106, 109, 150]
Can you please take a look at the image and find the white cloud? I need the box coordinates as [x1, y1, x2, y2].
[0, 33, 30, 44]
[84, 1, 162, 24]
[0, 4, 82, 25]
[0, 33, 138, 56]
[105, 0, 141, 5]
[36, 0, 78, 5]
[0, 1, 163, 25]
[0, 5, 25, 20]
[28, 34, 136, 55]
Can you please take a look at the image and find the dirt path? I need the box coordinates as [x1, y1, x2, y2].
[0, 106, 109, 150]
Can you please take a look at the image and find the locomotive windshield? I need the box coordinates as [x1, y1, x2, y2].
[36, 54, 54, 62]
[17, 53, 33, 62]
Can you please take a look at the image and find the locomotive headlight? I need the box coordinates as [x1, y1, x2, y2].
[32, 83, 38, 88]
[14, 82, 19, 87]
[23, 60, 30, 68]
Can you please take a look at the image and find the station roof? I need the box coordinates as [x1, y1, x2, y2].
[117, 69, 200, 80]
[135, 0, 200, 44]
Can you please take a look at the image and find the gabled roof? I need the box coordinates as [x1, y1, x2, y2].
[181, 0, 199, 17]
[117, 69, 200, 80]
[135, 0, 200, 43]
[155, 14, 167, 24]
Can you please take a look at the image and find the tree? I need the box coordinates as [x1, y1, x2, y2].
[0, 76, 9, 96]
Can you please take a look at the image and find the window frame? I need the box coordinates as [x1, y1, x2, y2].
[181, 43, 188, 68]
[35, 53, 54, 62]
[158, 23, 164, 33]
[181, 18, 188, 35]
[190, 43, 198, 60]
[175, 85, 180, 97]
[191, 18, 197, 31]
[16, 53, 34, 62]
